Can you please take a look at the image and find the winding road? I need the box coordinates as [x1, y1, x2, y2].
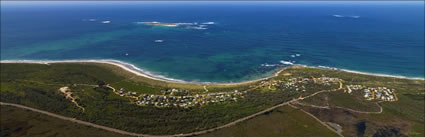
[1, 88, 340, 137]
[288, 104, 344, 137]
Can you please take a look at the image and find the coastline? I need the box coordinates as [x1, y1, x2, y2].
[0, 59, 284, 85]
[1, 60, 423, 85]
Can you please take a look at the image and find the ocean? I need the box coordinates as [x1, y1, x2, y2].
[1, 1, 424, 82]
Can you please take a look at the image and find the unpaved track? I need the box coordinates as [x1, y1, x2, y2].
[288, 104, 344, 137]
[332, 102, 383, 114]
[295, 100, 383, 114]
[0, 89, 338, 137]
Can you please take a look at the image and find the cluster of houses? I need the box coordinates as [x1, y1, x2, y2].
[315, 77, 342, 85]
[283, 78, 310, 91]
[113, 76, 345, 108]
[255, 76, 341, 92]
[346, 85, 364, 93]
[255, 78, 309, 92]
[115, 87, 248, 108]
[136, 90, 246, 108]
[161, 88, 189, 96]
[289, 77, 311, 84]
[364, 87, 397, 101]
[117, 88, 138, 99]
[345, 85, 398, 102]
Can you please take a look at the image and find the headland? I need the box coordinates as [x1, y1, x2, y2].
[1, 60, 423, 86]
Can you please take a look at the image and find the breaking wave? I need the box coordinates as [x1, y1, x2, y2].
[280, 60, 294, 65]
[333, 15, 360, 19]
[202, 22, 215, 25]
[333, 14, 344, 18]
[1, 59, 422, 84]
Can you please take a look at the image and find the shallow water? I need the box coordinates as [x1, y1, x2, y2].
[1, 1, 424, 82]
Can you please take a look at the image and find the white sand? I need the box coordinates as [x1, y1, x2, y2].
[0, 59, 284, 85]
[1, 60, 423, 86]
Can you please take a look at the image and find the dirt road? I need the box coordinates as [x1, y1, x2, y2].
[0, 89, 338, 137]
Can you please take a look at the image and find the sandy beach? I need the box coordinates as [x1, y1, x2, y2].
[0, 59, 285, 85]
[1, 60, 423, 86]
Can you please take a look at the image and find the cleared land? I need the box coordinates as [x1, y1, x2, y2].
[1, 63, 424, 137]
[0, 105, 129, 137]
[199, 105, 340, 137]
[0, 104, 339, 137]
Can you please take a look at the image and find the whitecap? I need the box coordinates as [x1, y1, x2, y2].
[280, 60, 294, 65]
[135, 21, 161, 24]
[317, 65, 339, 70]
[195, 27, 208, 30]
[187, 26, 208, 30]
[202, 22, 215, 25]
[295, 54, 301, 57]
[101, 21, 111, 24]
[290, 55, 296, 58]
[261, 63, 278, 67]
[1, 60, 423, 82]
[350, 16, 360, 18]
[333, 15, 344, 18]
[318, 65, 330, 68]
[175, 22, 195, 25]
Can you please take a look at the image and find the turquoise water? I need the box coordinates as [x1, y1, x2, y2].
[1, 1, 424, 82]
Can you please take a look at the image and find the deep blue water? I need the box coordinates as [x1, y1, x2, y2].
[1, 1, 424, 82]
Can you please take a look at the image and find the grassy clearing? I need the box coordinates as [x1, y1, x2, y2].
[0, 105, 130, 137]
[1, 63, 308, 134]
[285, 67, 424, 137]
[198, 106, 340, 137]
[1, 63, 423, 136]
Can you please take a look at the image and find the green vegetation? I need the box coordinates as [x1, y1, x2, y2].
[284, 67, 425, 137]
[1, 63, 423, 136]
[0, 105, 338, 137]
[0, 105, 129, 137]
[1, 63, 336, 135]
[199, 106, 340, 137]
[302, 91, 382, 112]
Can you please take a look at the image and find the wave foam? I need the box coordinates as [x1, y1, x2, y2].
[350, 16, 360, 18]
[82, 19, 97, 22]
[0, 59, 189, 83]
[280, 60, 294, 65]
[175, 22, 196, 25]
[261, 63, 279, 67]
[154, 40, 164, 43]
[187, 26, 208, 30]
[315, 65, 423, 80]
[202, 22, 215, 25]
[333, 15, 360, 19]
[1, 59, 423, 84]
[333, 14, 344, 18]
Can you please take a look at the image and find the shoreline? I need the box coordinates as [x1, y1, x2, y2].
[1, 60, 423, 85]
[0, 59, 283, 85]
